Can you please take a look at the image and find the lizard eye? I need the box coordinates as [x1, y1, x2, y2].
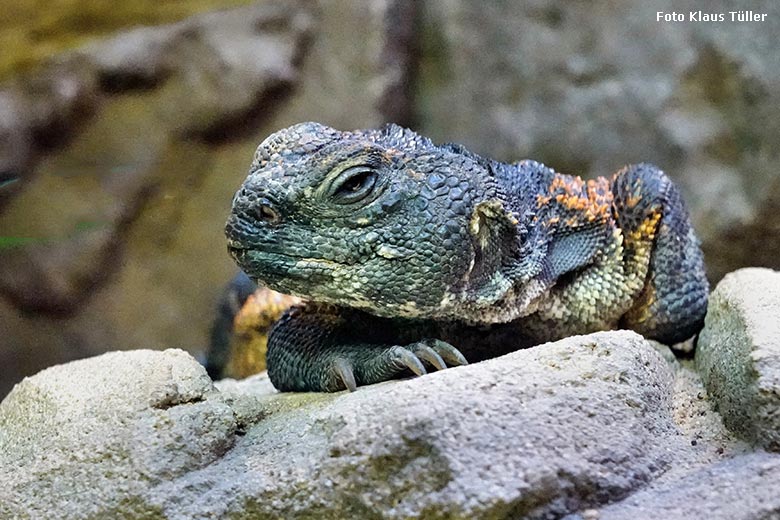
[329, 166, 377, 204]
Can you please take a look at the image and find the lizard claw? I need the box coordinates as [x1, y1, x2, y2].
[410, 343, 447, 371]
[427, 339, 469, 367]
[333, 358, 357, 392]
[323, 341, 465, 392]
[392, 347, 428, 377]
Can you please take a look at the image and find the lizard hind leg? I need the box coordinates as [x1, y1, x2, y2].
[611, 164, 709, 344]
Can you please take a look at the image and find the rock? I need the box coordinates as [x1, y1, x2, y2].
[268, 0, 417, 128]
[2, 331, 703, 519]
[94, 3, 314, 142]
[0, 349, 236, 519]
[416, 0, 780, 283]
[670, 363, 747, 463]
[0, 1, 313, 311]
[570, 452, 780, 520]
[0, 56, 99, 210]
[19, 55, 101, 150]
[86, 25, 180, 91]
[696, 268, 780, 451]
[0, 91, 32, 209]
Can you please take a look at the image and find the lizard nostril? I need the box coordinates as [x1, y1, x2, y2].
[251, 199, 281, 225]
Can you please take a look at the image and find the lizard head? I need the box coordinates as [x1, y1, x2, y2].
[225, 122, 513, 319]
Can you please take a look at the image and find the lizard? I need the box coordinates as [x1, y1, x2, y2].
[224, 122, 709, 392]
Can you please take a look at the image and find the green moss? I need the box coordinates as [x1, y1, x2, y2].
[88, 497, 167, 520]
[0, 0, 255, 80]
[0, 236, 39, 249]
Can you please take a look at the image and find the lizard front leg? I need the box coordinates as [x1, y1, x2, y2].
[266, 303, 467, 392]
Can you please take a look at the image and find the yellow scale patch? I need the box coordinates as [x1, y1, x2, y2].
[226, 288, 302, 378]
[622, 216, 666, 328]
[626, 212, 662, 245]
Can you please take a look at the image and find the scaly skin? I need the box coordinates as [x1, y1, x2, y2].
[224, 122, 708, 392]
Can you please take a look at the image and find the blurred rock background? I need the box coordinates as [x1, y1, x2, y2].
[1, 0, 778, 397]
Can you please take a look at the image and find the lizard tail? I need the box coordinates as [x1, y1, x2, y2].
[611, 163, 709, 344]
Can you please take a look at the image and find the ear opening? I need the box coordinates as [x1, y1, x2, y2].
[466, 200, 529, 304]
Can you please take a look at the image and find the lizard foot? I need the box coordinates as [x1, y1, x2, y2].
[330, 339, 468, 392]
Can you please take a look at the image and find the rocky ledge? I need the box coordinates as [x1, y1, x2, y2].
[2, 268, 780, 519]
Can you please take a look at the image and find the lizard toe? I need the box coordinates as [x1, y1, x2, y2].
[331, 358, 357, 392]
[409, 343, 447, 371]
[426, 339, 469, 367]
[389, 347, 428, 377]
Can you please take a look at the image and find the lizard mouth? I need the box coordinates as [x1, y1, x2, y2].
[227, 239, 351, 266]
[249, 250, 345, 266]
[232, 248, 348, 284]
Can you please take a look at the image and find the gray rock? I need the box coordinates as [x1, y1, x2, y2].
[267, 0, 417, 129]
[1, 331, 699, 519]
[569, 452, 780, 520]
[0, 349, 236, 519]
[127, 3, 314, 142]
[0, 55, 98, 210]
[85, 25, 179, 90]
[696, 268, 780, 451]
[670, 363, 747, 465]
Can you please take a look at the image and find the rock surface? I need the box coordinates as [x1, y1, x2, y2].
[0, 331, 722, 519]
[696, 268, 780, 451]
[572, 452, 780, 520]
[5, 323, 780, 518]
[0, 1, 313, 315]
[0, 349, 236, 518]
